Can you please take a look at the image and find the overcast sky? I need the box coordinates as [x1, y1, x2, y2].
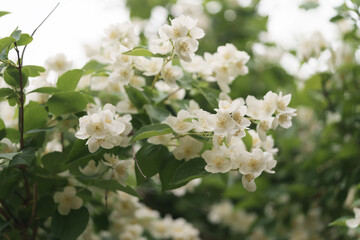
[0, 0, 343, 68]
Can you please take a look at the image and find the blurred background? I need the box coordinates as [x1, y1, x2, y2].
[2, 0, 360, 239]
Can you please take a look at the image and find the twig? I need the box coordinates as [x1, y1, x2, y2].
[14, 43, 25, 150]
[132, 142, 146, 178]
[20, 3, 60, 62]
[28, 183, 37, 227]
[0, 206, 10, 221]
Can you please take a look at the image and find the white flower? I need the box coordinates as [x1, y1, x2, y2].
[149, 29, 173, 55]
[109, 67, 134, 85]
[208, 110, 235, 135]
[242, 174, 257, 192]
[174, 36, 199, 62]
[129, 75, 146, 89]
[164, 110, 194, 134]
[155, 81, 186, 101]
[103, 22, 139, 49]
[191, 109, 215, 132]
[134, 57, 163, 76]
[161, 63, 183, 87]
[202, 146, 232, 173]
[346, 207, 360, 228]
[112, 160, 133, 186]
[272, 109, 296, 130]
[116, 96, 138, 114]
[75, 104, 132, 153]
[208, 201, 233, 224]
[150, 216, 173, 239]
[171, 178, 202, 196]
[162, 15, 204, 40]
[180, 55, 213, 79]
[172, 136, 203, 161]
[238, 148, 268, 176]
[45, 53, 72, 75]
[53, 186, 83, 215]
[79, 160, 106, 176]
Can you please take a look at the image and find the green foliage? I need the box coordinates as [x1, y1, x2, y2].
[0, 37, 16, 55]
[123, 46, 164, 58]
[47, 91, 89, 116]
[56, 69, 83, 91]
[130, 123, 173, 142]
[16, 33, 33, 46]
[124, 85, 150, 109]
[3, 65, 28, 88]
[0, 11, 10, 18]
[135, 143, 169, 184]
[170, 158, 208, 185]
[22, 65, 45, 77]
[51, 207, 89, 240]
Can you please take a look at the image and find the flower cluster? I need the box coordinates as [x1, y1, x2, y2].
[53, 186, 83, 215]
[78, 191, 200, 240]
[150, 15, 204, 62]
[75, 104, 132, 153]
[159, 91, 296, 191]
[181, 43, 250, 93]
[208, 200, 257, 233]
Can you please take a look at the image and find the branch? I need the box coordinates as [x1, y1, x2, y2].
[132, 142, 146, 178]
[20, 3, 60, 62]
[28, 183, 38, 227]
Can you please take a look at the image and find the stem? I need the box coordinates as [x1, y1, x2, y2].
[28, 183, 37, 227]
[14, 43, 25, 150]
[150, 44, 175, 89]
[132, 142, 146, 178]
[20, 3, 60, 62]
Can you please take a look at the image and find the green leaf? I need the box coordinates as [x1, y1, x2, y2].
[130, 123, 173, 143]
[47, 91, 88, 116]
[5, 128, 19, 143]
[144, 104, 171, 123]
[0, 119, 5, 140]
[0, 88, 15, 98]
[25, 127, 55, 134]
[135, 143, 169, 185]
[66, 139, 91, 163]
[3, 65, 28, 88]
[170, 158, 209, 185]
[9, 148, 36, 166]
[22, 65, 45, 77]
[16, 33, 33, 46]
[0, 217, 11, 231]
[36, 195, 57, 218]
[0, 152, 19, 160]
[0, 11, 10, 18]
[57, 69, 83, 91]
[159, 154, 184, 191]
[11, 29, 22, 41]
[197, 86, 219, 110]
[42, 151, 67, 173]
[82, 59, 108, 75]
[177, 74, 198, 90]
[29, 87, 63, 94]
[328, 216, 349, 227]
[51, 207, 89, 240]
[299, 2, 319, 10]
[123, 46, 163, 58]
[124, 85, 150, 109]
[242, 130, 253, 151]
[24, 103, 48, 133]
[0, 37, 15, 54]
[0, 168, 20, 200]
